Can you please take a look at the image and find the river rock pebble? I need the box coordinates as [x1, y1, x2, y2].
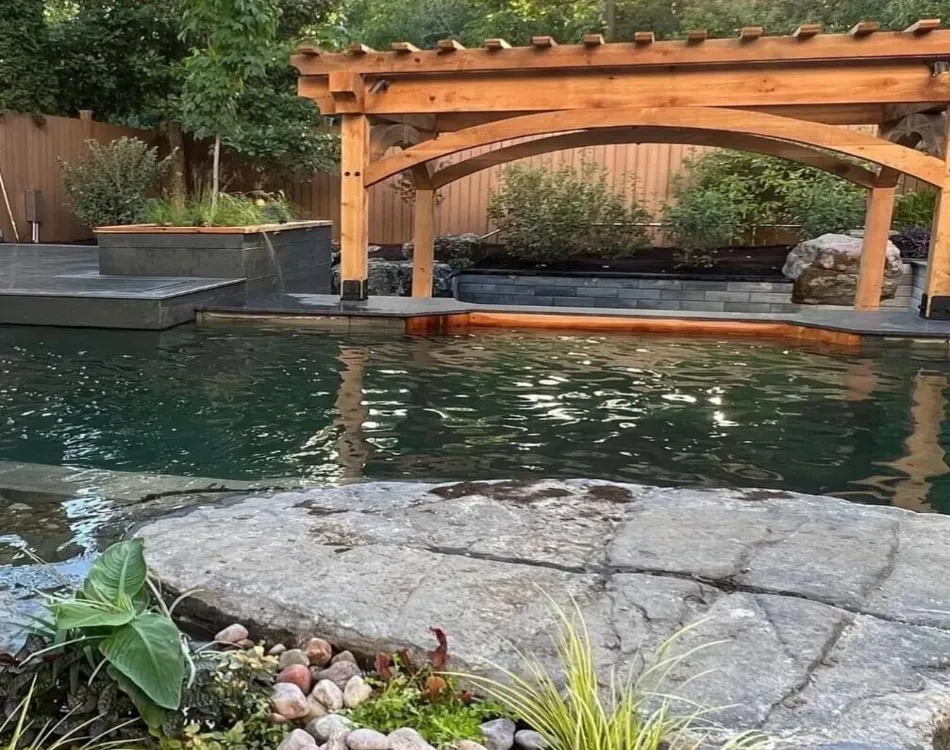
[280, 649, 311, 670]
[306, 637, 333, 667]
[272, 683, 311, 720]
[303, 698, 328, 723]
[269, 713, 290, 725]
[325, 726, 349, 750]
[513, 730, 548, 750]
[346, 729, 389, 750]
[277, 664, 312, 694]
[308, 715, 355, 743]
[388, 728, 436, 750]
[343, 675, 373, 708]
[312, 679, 344, 711]
[480, 719, 516, 750]
[331, 650, 357, 665]
[456, 742, 488, 750]
[214, 623, 248, 644]
[278, 729, 318, 750]
[270, 644, 287, 656]
[313, 660, 362, 690]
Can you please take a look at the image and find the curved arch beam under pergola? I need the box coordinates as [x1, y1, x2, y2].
[429, 127, 883, 190]
[366, 106, 944, 188]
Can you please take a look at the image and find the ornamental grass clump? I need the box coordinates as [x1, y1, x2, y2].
[453, 601, 772, 750]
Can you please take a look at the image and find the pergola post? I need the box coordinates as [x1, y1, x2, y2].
[855, 183, 897, 310]
[340, 114, 370, 301]
[922, 108, 950, 317]
[411, 187, 436, 298]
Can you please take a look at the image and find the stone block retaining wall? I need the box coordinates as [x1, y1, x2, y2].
[457, 262, 928, 314]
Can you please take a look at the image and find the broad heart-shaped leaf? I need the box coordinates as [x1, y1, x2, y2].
[99, 613, 184, 710]
[107, 665, 167, 729]
[54, 600, 135, 630]
[85, 539, 148, 604]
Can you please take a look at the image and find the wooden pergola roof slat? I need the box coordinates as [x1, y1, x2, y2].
[634, 31, 655, 44]
[850, 21, 881, 37]
[347, 42, 375, 55]
[739, 26, 765, 41]
[793, 24, 821, 39]
[583, 33, 605, 46]
[905, 19, 941, 34]
[391, 41, 420, 53]
[686, 29, 708, 43]
[293, 30, 950, 76]
[531, 36, 557, 48]
[437, 38, 465, 52]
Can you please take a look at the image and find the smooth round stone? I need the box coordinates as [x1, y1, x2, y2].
[306, 637, 333, 667]
[343, 675, 373, 708]
[346, 728, 389, 750]
[278, 729, 318, 750]
[303, 698, 328, 723]
[331, 650, 357, 665]
[270, 644, 288, 656]
[214, 623, 248, 645]
[480, 719, 516, 750]
[308, 714, 355, 743]
[388, 728, 436, 750]
[279, 648, 311, 670]
[514, 730, 548, 750]
[271, 683, 310, 720]
[312, 660, 362, 690]
[456, 742, 488, 750]
[312, 679, 344, 711]
[276, 664, 313, 694]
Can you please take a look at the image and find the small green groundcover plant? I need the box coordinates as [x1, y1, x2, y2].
[145, 189, 297, 228]
[60, 138, 170, 229]
[347, 629, 505, 746]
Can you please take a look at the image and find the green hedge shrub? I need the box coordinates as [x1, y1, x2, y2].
[488, 159, 651, 262]
[894, 188, 937, 230]
[661, 150, 866, 252]
[60, 137, 169, 228]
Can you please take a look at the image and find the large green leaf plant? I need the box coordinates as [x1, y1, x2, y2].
[39, 539, 190, 728]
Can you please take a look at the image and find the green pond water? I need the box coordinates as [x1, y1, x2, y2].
[0, 323, 949, 635]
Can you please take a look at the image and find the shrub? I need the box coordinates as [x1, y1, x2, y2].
[661, 189, 740, 267]
[487, 159, 651, 263]
[60, 137, 169, 228]
[894, 188, 937, 230]
[147, 190, 297, 227]
[665, 151, 866, 247]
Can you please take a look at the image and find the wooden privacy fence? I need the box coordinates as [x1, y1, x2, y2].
[0, 112, 156, 244]
[0, 111, 711, 245]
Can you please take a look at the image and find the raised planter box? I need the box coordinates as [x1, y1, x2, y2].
[96, 220, 333, 294]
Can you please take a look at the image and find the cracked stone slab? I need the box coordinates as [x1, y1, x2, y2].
[864, 513, 950, 629]
[134, 479, 950, 748]
[764, 615, 950, 746]
[607, 488, 900, 609]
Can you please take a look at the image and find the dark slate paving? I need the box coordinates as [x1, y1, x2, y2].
[203, 292, 950, 340]
[0, 245, 245, 329]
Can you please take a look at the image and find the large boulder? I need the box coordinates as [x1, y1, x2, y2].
[331, 259, 453, 297]
[783, 233, 903, 305]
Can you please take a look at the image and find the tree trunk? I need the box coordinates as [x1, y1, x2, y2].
[605, 0, 616, 41]
[166, 120, 187, 210]
[211, 134, 221, 216]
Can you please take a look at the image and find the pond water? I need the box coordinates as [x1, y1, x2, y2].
[1, 323, 949, 637]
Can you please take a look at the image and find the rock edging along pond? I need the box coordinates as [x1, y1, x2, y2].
[136, 479, 950, 749]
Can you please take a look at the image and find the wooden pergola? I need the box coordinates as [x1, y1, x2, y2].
[293, 22, 950, 318]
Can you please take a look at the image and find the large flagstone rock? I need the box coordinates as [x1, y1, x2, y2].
[135, 479, 950, 748]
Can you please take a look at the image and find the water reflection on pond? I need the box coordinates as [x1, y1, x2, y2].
[0, 323, 948, 602]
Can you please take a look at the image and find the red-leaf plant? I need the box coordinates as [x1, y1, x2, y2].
[373, 628, 469, 704]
